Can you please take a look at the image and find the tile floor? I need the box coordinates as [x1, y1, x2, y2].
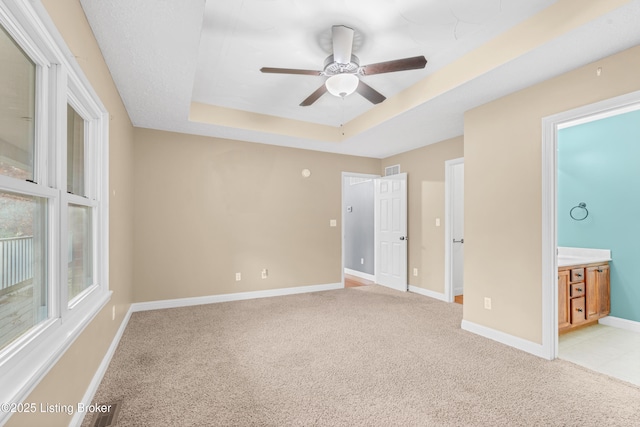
[559, 323, 640, 386]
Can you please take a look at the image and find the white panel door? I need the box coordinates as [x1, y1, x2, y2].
[452, 163, 464, 296]
[375, 173, 407, 292]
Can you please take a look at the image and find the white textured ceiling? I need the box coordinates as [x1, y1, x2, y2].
[192, 0, 555, 126]
[79, 0, 640, 158]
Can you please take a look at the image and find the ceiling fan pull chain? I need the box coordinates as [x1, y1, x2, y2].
[341, 96, 346, 136]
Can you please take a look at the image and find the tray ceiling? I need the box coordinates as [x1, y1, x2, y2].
[79, 0, 640, 158]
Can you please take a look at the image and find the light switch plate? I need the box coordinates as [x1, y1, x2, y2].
[330, 219, 337, 227]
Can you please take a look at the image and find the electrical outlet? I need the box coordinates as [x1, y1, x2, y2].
[413, 268, 418, 276]
[361, 258, 364, 265]
[235, 272, 241, 281]
[112, 305, 116, 321]
[484, 297, 492, 310]
[261, 269, 268, 279]
[330, 219, 337, 227]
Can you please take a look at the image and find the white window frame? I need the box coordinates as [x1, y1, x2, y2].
[0, 0, 110, 421]
[64, 85, 100, 309]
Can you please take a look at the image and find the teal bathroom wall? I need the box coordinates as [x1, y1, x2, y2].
[558, 108, 640, 323]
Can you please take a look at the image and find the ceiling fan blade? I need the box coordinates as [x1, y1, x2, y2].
[261, 67, 322, 76]
[359, 56, 427, 76]
[300, 84, 328, 106]
[332, 25, 354, 64]
[356, 80, 386, 104]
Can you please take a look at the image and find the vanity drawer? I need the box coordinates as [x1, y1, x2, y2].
[570, 283, 585, 298]
[570, 297, 586, 324]
[570, 268, 585, 282]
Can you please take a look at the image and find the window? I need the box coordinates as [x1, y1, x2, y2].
[67, 203, 93, 301]
[67, 104, 86, 196]
[0, 25, 35, 181]
[0, 191, 47, 349]
[0, 17, 49, 353]
[0, 0, 109, 418]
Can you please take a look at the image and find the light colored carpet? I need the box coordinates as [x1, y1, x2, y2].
[84, 285, 640, 426]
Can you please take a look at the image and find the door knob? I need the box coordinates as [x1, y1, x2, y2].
[399, 236, 408, 241]
[453, 238, 464, 243]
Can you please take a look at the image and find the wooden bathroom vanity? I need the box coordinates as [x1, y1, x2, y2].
[558, 261, 610, 333]
[557, 247, 611, 334]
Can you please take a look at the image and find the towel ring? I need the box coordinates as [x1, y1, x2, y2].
[570, 202, 588, 221]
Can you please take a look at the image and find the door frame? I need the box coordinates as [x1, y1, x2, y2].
[541, 89, 640, 360]
[444, 157, 464, 303]
[341, 172, 380, 287]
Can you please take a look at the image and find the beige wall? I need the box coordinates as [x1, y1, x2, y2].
[10, 2, 637, 426]
[382, 137, 464, 294]
[133, 129, 380, 302]
[132, 128, 465, 302]
[7, 0, 136, 426]
[133, 131, 464, 302]
[464, 44, 640, 344]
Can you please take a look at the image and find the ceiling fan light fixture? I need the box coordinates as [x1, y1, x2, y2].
[325, 73, 359, 98]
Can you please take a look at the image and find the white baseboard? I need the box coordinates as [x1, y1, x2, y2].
[70, 305, 134, 427]
[131, 283, 343, 312]
[461, 320, 550, 360]
[378, 282, 409, 292]
[409, 285, 448, 302]
[344, 268, 375, 282]
[599, 316, 640, 333]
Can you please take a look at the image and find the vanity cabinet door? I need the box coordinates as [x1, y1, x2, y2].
[596, 265, 610, 316]
[558, 270, 570, 330]
[586, 264, 611, 319]
[585, 267, 599, 321]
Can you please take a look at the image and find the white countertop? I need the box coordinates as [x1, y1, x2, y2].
[558, 247, 612, 267]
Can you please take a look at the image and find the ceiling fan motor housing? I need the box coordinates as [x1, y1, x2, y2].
[323, 54, 360, 76]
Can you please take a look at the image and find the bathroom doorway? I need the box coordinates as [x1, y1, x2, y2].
[542, 89, 640, 385]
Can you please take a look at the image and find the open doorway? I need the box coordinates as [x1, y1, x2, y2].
[341, 172, 408, 292]
[556, 104, 640, 386]
[342, 173, 378, 288]
[542, 90, 640, 386]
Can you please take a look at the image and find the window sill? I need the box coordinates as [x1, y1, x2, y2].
[0, 289, 111, 425]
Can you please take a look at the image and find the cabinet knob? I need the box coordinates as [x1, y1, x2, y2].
[576, 287, 582, 292]
[576, 308, 583, 313]
[597, 269, 603, 273]
[575, 273, 582, 277]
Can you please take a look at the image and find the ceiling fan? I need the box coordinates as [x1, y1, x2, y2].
[260, 25, 427, 106]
